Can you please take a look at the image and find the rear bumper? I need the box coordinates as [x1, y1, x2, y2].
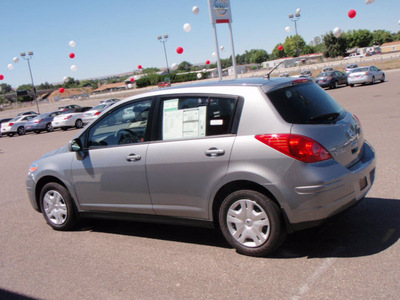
[348, 75, 371, 84]
[268, 142, 376, 231]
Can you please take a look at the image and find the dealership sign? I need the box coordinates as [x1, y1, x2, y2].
[208, 0, 232, 24]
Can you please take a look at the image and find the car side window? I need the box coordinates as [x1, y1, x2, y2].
[86, 99, 152, 149]
[160, 96, 237, 141]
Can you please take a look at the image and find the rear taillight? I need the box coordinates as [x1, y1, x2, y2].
[9, 123, 14, 126]
[64, 115, 72, 120]
[94, 111, 101, 116]
[255, 134, 332, 163]
[35, 119, 43, 124]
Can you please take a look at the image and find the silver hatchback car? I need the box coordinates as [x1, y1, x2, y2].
[27, 78, 376, 257]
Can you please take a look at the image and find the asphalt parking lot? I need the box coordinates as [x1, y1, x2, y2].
[1, 71, 399, 299]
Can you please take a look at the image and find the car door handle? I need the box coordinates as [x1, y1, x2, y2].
[205, 147, 225, 157]
[126, 154, 141, 162]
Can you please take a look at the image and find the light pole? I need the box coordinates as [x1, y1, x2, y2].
[289, 8, 301, 56]
[157, 34, 170, 74]
[20, 51, 40, 113]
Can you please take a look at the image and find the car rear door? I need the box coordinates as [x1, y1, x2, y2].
[146, 95, 240, 219]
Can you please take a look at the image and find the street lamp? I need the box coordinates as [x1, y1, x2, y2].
[289, 8, 301, 56]
[157, 34, 170, 74]
[20, 51, 40, 113]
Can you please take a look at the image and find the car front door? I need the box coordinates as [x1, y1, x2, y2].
[146, 95, 240, 219]
[70, 99, 155, 214]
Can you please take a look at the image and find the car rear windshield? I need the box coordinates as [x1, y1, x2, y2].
[266, 82, 344, 124]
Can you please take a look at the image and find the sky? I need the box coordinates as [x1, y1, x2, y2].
[1, 0, 399, 88]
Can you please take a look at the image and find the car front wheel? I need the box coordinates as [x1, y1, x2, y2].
[17, 126, 25, 135]
[75, 119, 83, 129]
[40, 182, 78, 230]
[219, 190, 285, 257]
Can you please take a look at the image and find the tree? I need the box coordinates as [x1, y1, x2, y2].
[283, 35, 306, 57]
[372, 30, 394, 45]
[0, 83, 12, 94]
[346, 29, 373, 48]
[17, 84, 33, 91]
[38, 82, 54, 90]
[271, 44, 287, 59]
[249, 49, 269, 63]
[178, 61, 193, 72]
[323, 32, 348, 58]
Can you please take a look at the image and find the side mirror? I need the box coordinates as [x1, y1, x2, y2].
[68, 139, 82, 152]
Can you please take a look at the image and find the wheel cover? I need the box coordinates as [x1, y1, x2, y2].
[226, 199, 270, 248]
[43, 190, 68, 225]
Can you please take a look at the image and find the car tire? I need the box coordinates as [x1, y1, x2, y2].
[17, 126, 25, 136]
[381, 74, 385, 82]
[46, 123, 54, 132]
[39, 182, 78, 231]
[219, 190, 285, 257]
[371, 76, 375, 85]
[75, 119, 83, 129]
[34, 130, 41, 134]
[7, 133, 14, 137]
[350, 84, 354, 87]
[61, 127, 68, 131]
[332, 81, 338, 89]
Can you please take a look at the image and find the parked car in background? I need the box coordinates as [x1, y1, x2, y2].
[345, 64, 359, 75]
[322, 67, 334, 72]
[279, 73, 290, 77]
[315, 70, 348, 89]
[24, 111, 62, 134]
[0, 118, 13, 137]
[158, 81, 171, 88]
[348, 65, 385, 87]
[100, 98, 120, 104]
[344, 53, 364, 60]
[1, 115, 36, 137]
[82, 102, 116, 125]
[17, 111, 38, 116]
[58, 104, 82, 112]
[300, 70, 313, 78]
[52, 107, 92, 131]
[27, 77, 376, 257]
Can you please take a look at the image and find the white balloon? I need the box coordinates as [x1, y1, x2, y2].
[202, 69, 207, 73]
[365, 0, 375, 4]
[333, 27, 342, 38]
[197, 73, 202, 79]
[192, 6, 199, 15]
[171, 63, 178, 70]
[13, 57, 19, 63]
[63, 76, 69, 83]
[285, 26, 290, 33]
[212, 52, 217, 57]
[127, 83, 133, 89]
[296, 8, 301, 15]
[183, 23, 192, 32]
[7, 64, 14, 70]
[398, 20, 400, 25]
[70, 65, 77, 72]
[69, 40, 76, 48]
[220, 45, 224, 51]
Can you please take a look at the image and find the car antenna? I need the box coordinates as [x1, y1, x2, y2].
[266, 60, 285, 80]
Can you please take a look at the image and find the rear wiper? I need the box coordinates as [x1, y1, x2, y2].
[310, 112, 340, 122]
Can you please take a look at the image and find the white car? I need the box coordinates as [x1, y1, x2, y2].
[52, 112, 84, 131]
[1, 115, 36, 137]
[348, 65, 385, 87]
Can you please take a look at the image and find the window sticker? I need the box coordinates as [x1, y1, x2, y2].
[210, 119, 223, 126]
[163, 104, 206, 140]
[164, 99, 179, 112]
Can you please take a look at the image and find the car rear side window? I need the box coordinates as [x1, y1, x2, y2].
[266, 83, 344, 124]
[160, 96, 237, 140]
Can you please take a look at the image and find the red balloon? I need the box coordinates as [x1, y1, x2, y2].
[176, 47, 184, 54]
[206, 60, 210, 65]
[348, 9, 356, 18]
[130, 78, 135, 82]
[138, 65, 142, 70]
[0, 74, 4, 80]
[59, 87, 65, 93]
[69, 53, 75, 59]
[278, 45, 284, 51]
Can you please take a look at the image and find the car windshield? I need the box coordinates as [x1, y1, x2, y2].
[318, 72, 333, 77]
[347, 65, 358, 69]
[267, 82, 344, 124]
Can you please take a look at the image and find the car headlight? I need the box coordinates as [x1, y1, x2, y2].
[28, 163, 38, 175]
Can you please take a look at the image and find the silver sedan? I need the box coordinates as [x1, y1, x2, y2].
[348, 65, 385, 87]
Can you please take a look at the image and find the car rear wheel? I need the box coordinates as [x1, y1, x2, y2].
[40, 182, 78, 230]
[34, 130, 41, 134]
[219, 190, 285, 257]
[61, 127, 68, 131]
[331, 81, 338, 89]
[75, 119, 83, 129]
[381, 74, 385, 82]
[17, 126, 25, 135]
[371, 76, 375, 85]
[350, 84, 354, 87]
